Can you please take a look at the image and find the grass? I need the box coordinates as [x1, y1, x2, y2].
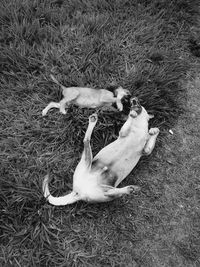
[0, 0, 200, 266]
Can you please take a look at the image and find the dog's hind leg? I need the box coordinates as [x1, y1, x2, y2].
[42, 102, 61, 116]
[80, 113, 98, 168]
[104, 185, 140, 198]
[143, 127, 160, 155]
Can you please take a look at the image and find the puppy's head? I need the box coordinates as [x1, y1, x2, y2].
[114, 86, 131, 99]
[107, 85, 132, 114]
[120, 93, 132, 115]
[115, 87, 132, 115]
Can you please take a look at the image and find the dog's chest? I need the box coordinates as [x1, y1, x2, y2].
[96, 130, 147, 160]
[94, 129, 148, 185]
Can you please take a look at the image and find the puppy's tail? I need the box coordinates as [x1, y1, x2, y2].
[42, 174, 80, 206]
[50, 74, 67, 91]
[50, 74, 60, 85]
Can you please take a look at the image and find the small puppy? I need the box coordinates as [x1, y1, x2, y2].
[43, 98, 159, 205]
[42, 75, 131, 116]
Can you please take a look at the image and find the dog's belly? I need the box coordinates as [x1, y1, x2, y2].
[94, 134, 147, 186]
[110, 153, 141, 186]
[73, 169, 112, 202]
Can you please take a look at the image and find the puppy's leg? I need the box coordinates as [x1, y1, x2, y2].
[143, 128, 160, 155]
[59, 98, 73, 114]
[104, 185, 140, 198]
[59, 90, 79, 114]
[42, 102, 60, 116]
[103, 96, 123, 111]
[99, 92, 122, 110]
[80, 113, 98, 167]
[116, 98, 123, 111]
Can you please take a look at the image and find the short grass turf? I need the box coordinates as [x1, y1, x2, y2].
[0, 0, 200, 266]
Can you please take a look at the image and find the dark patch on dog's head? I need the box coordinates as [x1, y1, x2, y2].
[105, 84, 120, 94]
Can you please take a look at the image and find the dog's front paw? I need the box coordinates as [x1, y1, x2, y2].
[149, 127, 159, 136]
[127, 185, 140, 194]
[143, 147, 151, 156]
[89, 113, 98, 123]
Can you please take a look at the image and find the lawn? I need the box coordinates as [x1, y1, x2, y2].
[0, 0, 200, 266]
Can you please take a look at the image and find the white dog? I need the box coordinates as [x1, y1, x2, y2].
[43, 98, 159, 205]
[42, 75, 131, 116]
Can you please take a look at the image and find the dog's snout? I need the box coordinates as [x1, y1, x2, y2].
[131, 97, 140, 107]
[130, 97, 142, 116]
[132, 99, 137, 106]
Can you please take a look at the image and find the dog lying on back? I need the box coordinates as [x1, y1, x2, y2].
[42, 75, 131, 116]
[43, 97, 159, 205]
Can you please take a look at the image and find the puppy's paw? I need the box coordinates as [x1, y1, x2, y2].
[60, 109, 66, 115]
[117, 103, 123, 111]
[89, 113, 98, 123]
[149, 127, 159, 136]
[127, 185, 140, 194]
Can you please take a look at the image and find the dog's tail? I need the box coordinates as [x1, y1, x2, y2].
[42, 174, 80, 206]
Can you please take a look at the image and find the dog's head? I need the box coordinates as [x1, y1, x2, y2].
[130, 97, 154, 120]
[130, 97, 142, 117]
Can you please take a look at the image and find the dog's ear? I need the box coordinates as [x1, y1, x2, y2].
[148, 114, 154, 119]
